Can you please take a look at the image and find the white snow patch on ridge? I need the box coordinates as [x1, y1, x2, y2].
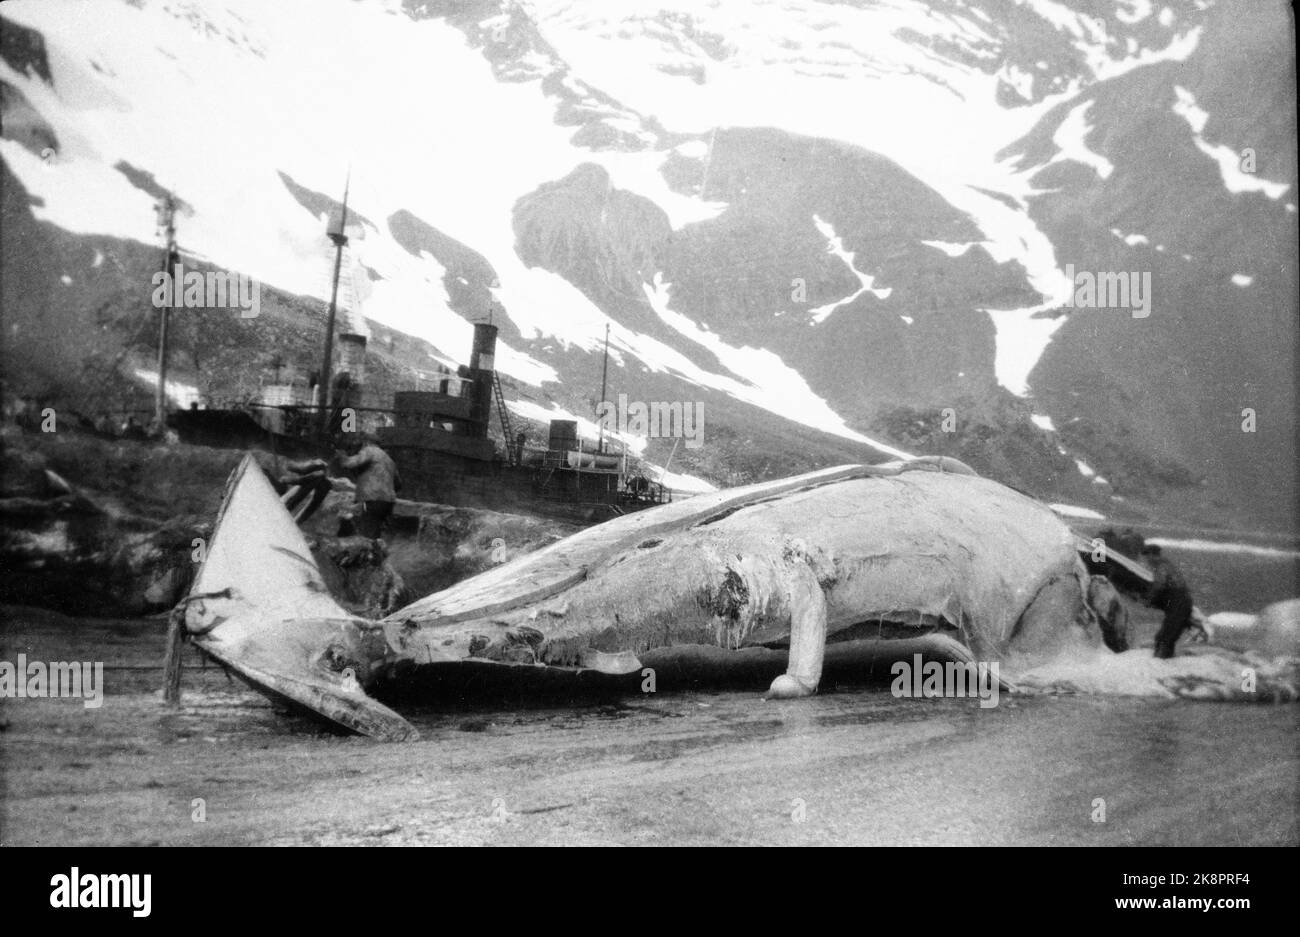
[643, 275, 913, 460]
[921, 240, 977, 258]
[808, 214, 892, 325]
[1047, 101, 1113, 180]
[1172, 86, 1290, 199]
[1049, 502, 1105, 520]
[1110, 228, 1149, 246]
[1115, 0, 1154, 26]
[983, 307, 1066, 398]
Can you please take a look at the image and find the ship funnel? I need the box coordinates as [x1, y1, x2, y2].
[470, 323, 498, 373]
[455, 322, 499, 437]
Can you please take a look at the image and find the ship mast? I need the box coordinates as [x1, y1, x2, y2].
[318, 168, 351, 437]
[597, 322, 610, 454]
[155, 193, 178, 431]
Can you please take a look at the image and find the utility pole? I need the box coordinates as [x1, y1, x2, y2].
[318, 168, 350, 438]
[597, 322, 610, 454]
[155, 193, 178, 431]
[156, 192, 181, 704]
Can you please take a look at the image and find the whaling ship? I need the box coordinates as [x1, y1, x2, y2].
[156, 183, 675, 523]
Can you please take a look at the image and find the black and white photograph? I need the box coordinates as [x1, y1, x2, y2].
[0, 0, 1296, 868]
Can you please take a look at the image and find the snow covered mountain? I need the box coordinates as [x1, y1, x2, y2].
[1, 0, 1295, 529]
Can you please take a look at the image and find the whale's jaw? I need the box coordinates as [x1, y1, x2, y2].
[183, 454, 417, 741]
[196, 615, 418, 742]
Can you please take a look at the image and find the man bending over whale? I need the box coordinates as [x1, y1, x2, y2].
[1086, 528, 1195, 659]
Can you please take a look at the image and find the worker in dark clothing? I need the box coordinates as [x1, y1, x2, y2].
[334, 436, 400, 540]
[1140, 544, 1195, 659]
[1084, 528, 1195, 659]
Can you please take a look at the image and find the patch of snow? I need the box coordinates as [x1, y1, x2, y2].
[1049, 502, 1105, 520]
[643, 274, 913, 459]
[998, 62, 1035, 101]
[807, 214, 892, 325]
[1231, 274, 1253, 287]
[674, 139, 709, 159]
[1047, 100, 1113, 180]
[1109, 227, 1149, 246]
[982, 306, 1066, 397]
[1031, 413, 1056, 432]
[652, 464, 717, 494]
[597, 148, 727, 229]
[1172, 86, 1291, 199]
[920, 239, 976, 257]
[1149, 538, 1300, 559]
[1172, 84, 1209, 133]
[1115, 0, 1153, 26]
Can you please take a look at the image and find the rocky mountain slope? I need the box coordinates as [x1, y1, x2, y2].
[2, 0, 1295, 530]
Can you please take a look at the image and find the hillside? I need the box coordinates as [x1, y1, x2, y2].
[1, 0, 1295, 530]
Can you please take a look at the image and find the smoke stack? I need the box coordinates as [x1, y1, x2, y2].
[470, 322, 498, 372]
[461, 322, 498, 437]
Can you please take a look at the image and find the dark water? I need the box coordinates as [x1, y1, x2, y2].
[1161, 545, 1298, 613]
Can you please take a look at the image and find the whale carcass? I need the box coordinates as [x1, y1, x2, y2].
[180, 455, 1126, 740]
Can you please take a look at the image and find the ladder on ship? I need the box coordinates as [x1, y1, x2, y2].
[491, 371, 517, 465]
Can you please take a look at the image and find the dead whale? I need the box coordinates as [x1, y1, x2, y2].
[179, 454, 1281, 741]
[384, 456, 1110, 700]
[179, 454, 1121, 739]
